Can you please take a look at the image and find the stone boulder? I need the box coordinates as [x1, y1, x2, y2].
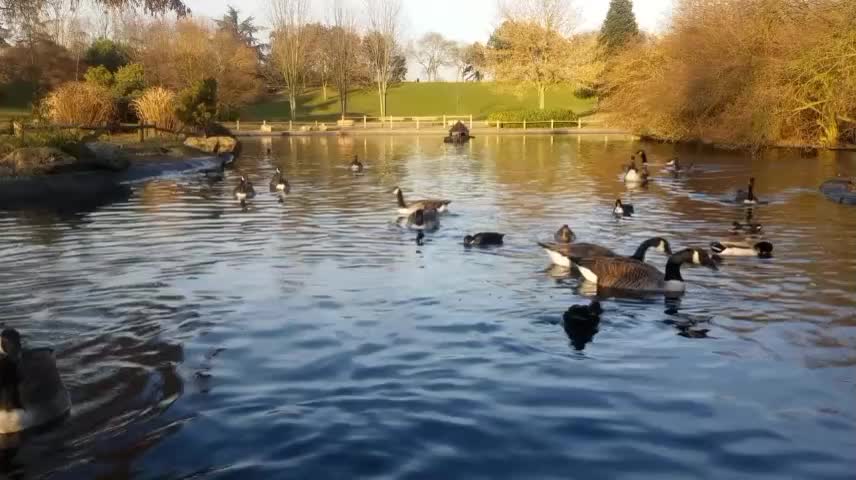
[184, 136, 241, 156]
[80, 142, 131, 171]
[0, 147, 78, 177]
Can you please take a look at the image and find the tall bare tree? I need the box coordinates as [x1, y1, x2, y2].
[363, 0, 401, 118]
[412, 32, 453, 82]
[269, 0, 310, 120]
[489, 0, 595, 110]
[327, 0, 358, 119]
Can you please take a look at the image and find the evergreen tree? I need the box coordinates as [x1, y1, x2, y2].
[599, 0, 639, 53]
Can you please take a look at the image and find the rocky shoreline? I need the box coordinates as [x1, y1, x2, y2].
[0, 136, 240, 209]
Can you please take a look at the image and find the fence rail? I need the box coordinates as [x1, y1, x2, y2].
[226, 115, 605, 133]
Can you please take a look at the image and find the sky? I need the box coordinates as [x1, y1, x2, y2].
[182, 0, 674, 79]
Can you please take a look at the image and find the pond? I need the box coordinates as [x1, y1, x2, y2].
[1, 135, 854, 479]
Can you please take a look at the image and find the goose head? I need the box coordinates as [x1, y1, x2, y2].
[755, 241, 774, 258]
[651, 237, 673, 255]
[463, 235, 476, 247]
[635, 150, 648, 164]
[0, 329, 22, 363]
[416, 231, 425, 246]
[554, 225, 576, 243]
[392, 187, 401, 195]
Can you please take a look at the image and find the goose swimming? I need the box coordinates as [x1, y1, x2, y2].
[234, 176, 256, 201]
[735, 177, 760, 204]
[269, 168, 290, 193]
[574, 248, 718, 294]
[538, 237, 672, 268]
[403, 208, 440, 231]
[624, 159, 641, 183]
[730, 221, 762, 235]
[393, 187, 451, 215]
[613, 199, 634, 217]
[0, 329, 71, 434]
[463, 232, 505, 247]
[711, 241, 773, 258]
[350, 155, 364, 173]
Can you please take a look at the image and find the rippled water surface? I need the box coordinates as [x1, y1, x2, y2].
[1, 135, 855, 479]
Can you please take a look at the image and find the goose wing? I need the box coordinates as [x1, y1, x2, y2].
[18, 349, 70, 424]
[576, 256, 664, 291]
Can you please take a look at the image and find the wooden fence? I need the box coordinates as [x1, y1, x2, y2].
[226, 115, 605, 133]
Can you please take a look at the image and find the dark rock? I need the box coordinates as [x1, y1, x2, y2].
[0, 147, 78, 176]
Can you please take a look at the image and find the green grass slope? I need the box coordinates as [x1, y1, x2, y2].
[241, 82, 596, 121]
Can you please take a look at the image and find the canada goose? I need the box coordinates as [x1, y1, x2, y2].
[350, 155, 364, 173]
[463, 232, 505, 247]
[416, 231, 425, 246]
[735, 177, 760, 204]
[538, 237, 672, 268]
[404, 208, 440, 231]
[711, 241, 773, 258]
[233, 176, 256, 201]
[667, 158, 695, 175]
[563, 301, 603, 351]
[574, 248, 718, 294]
[269, 168, 290, 193]
[613, 199, 634, 217]
[730, 221, 762, 235]
[640, 164, 651, 183]
[0, 329, 71, 434]
[554, 225, 576, 243]
[393, 187, 451, 215]
[635, 150, 648, 165]
[624, 159, 641, 183]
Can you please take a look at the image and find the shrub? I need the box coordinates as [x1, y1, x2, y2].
[113, 63, 145, 98]
[0, 129, 86, 157]
[133, 87, 180, 132]
[487, 109, 578, 126]
[84, 38, 130, 73]
[44, 82, 116, 128]
[84, 66, 114, 88]
[175, 78, 218, 135]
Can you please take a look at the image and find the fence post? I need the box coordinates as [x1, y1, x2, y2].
[416, 118, 420, 130]
[496, 121, 500, 132]
[289, 120, 293, 131]
[578, 118, 582, 129]
[363, 115, 367, 128]
[443, 114, 446, 127]
[523, 119, 526, 130]
[469, 114, 473, 128]
[138, 125, 144, 143]
[236, 119, 240, 131]
[550, 119, 554, 129]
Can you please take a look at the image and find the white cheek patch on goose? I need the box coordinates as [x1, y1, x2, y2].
[658, 242, 666, 252]
[693, 250, 701, 265]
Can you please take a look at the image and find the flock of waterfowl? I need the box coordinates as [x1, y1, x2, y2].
[1, 147, 776, 436]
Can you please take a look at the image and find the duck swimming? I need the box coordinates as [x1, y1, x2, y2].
[574, 248, 719, 294]
[0, 329, 71, 434]
[538, 237, 672, 268]
[563, 301, 603, 351]
[711, 241, 773, 258]
[234, 176, 256, 201]
[554, 225, 576, 243]
[393, 187, 451, 215]
[350, 155, 364, 173]
[463, 232, 505, 247]
[269, 168, 290, 193]
[730, 221, 762, 235]
[613, 199, 634, 217]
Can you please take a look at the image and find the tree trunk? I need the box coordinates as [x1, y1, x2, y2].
[378, 82, 385, 118]
[538, 85, 546, 110]
[289, 91, 297, 121]
[340, 90, 348, 120]
[322, 82, 328, 101]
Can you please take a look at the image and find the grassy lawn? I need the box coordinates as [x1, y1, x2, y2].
[241, 82, 597, 122]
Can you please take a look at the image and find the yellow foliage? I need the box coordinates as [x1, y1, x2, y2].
[602, 0, 856, 147]
[44, 82, 116, 128]
[133, 87, 180, 132]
